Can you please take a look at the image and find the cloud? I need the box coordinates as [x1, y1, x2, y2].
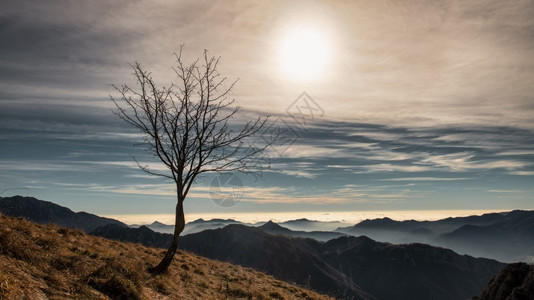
[419, 152, 526, 171]
[268, 167, 319, 179]
[265, 119, 534, 179]
[497, 150, 534, 156]
[0, 159, 168, 175]
[236, 185, 411, 205]
[86, 161, 168, 172]
[0, 160, 91, 172]
[358, 163, 433, 173]
[1, 1, 534, 212]
[49, 182, 177, 197]
[487, 189, 527, 194]
[270, 144, 342, 159]
[2, 0, 534, 131]
[381, 177, 473, 181]
[509, 171, 534, 176]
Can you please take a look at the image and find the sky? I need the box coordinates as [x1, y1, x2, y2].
[1, 0, 533, 219]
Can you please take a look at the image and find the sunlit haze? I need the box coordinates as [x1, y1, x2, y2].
[105, 209, 508, 226]
[277, 25, 332, 82]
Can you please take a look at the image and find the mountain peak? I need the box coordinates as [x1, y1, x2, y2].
[260, 220, 279, 227]
[150, 221, 169, 227]
[356, 217, 396, 227]
[211, 218, 236, 222]
[290, 218, 312, 222]
[258, 220, 290, 232]
[188, 218, 239, 225]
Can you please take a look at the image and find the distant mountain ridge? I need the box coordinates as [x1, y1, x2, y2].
[437, 210, 534, 261]
[336, 210, 534, 262]
[338, 212, 509, 235]
[280, 218, 350, 232]
[146, 218, 349, 237]
[182, 218, 243, 235]
[0, 195, 125, 232]
[131, 218, 245, 235]
[130, 221, 175, 234]
[259, 220, 347, 242]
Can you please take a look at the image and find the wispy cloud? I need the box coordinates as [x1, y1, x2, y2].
[271, 120, 534, 179]
[86, 161, 168, 172]
[510, 171, 534, 176]
[487, 189, 527, 194]
[0, 160, 91, 172]
[418, 152, 527, 171]
[358, 163, 433, 173]
[381, 177, 473, 181]
[0, 159, 168, 173]
[496, 150, 534, 156]
[271, 144, 343, 159]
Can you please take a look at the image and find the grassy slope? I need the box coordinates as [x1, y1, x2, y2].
[0, 214, 332, 300]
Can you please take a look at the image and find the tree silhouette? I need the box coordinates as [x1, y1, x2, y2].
[111, 47, 268, 274]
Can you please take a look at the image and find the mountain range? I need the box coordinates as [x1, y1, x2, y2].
[279, 218, 350, 232]
[178, 224, 503, 300]
[138, 217, 348, 236]
[182, 218, 244, 235]
[134, 209, 534, 263]
[84, 219, 506, 299]
[0, 195, 523, 299]
[336, 210, 534, 262]
[131, 218, 244, 235]
[102, 221, 504, 299]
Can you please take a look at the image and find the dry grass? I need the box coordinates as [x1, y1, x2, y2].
[0, 213, 333, 300]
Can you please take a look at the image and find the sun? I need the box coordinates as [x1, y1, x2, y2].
[277, 25, 332, 82]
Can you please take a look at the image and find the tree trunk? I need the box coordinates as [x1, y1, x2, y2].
[148, 200, 185, 274]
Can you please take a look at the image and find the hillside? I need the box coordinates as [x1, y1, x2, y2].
[473, 262, 534, 300]
[0, 213, 332, 300]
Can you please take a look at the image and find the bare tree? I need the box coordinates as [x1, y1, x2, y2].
[111, 47, 268, 274]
